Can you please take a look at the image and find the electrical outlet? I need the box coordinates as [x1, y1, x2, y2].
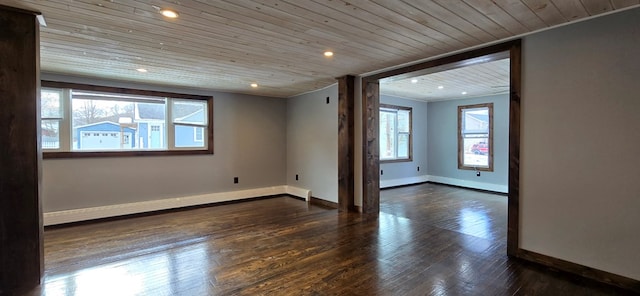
[380, 170, 383, 175]
[295, 174, 299, 181]
[234, 177, 239, 184]
[326, 96, 330, 104]
[417, 166, 420, 171]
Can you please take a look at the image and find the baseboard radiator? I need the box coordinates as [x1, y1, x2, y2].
[380, 175, 508, 193]
[44, 185, 310, 226]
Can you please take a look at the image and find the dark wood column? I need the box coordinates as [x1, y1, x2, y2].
[0, 5, 43, 294]
[362, 80, 380, 214]
[337, 75, 355, 212]
[507, 40, 522, 257]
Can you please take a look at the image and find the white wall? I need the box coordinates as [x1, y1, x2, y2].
[520, 8, 640, 280]
[379, 95, 428, 188]
[286, 84, 339, 202]
[41, 74, 287, 212]
[427, 94, 509, 193]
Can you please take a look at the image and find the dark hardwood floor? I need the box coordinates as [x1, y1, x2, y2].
[24, 183, 634, 295]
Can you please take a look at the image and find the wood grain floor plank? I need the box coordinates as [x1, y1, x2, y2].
[25, 184, 632, 295]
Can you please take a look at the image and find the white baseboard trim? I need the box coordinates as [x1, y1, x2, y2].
[285, 185, 311, 202]
[44, 185, 311, 226]
[427, 175, 508, 193]
[43, 175, 505, 226]
[379, 175, 508, 193]
[380, 175, 429, 188]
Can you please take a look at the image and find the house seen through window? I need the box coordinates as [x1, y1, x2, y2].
[40, 82, 212, 157]
[458, 103, 493, 171]
[380, 104, 412, 162]
[41, 88, 63, 149]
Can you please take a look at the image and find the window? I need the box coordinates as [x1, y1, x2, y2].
[458, 103, 493, 171]
[379, 104, 412, 162]
[173, 100, 207, 148]
[41, 88, 63, 149]
[41, 81, 213, 158]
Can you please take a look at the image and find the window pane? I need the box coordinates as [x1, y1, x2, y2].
[175, 125, 205, 148]
[463, 137, 489, 167]
[41, 120, 60, 149]
[463, 107, 489, 133]
[173, 100, 207, 125]
[397, 110, 410, 133]
[41, 89, 62, 118]
[379, 111, 396, 159]
[397, 133, 409, 158]
[459, 103, 492, 171]
[72, 97, 165, 150]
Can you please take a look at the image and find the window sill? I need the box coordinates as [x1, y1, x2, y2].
[380, 158, 413, 164]
[458, 166, 494, 172]
[43, 148, 213, 159]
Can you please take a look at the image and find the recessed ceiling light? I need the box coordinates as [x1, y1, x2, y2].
[160, 9, 179, 18]
[462, 91, 467, 95]
[136, 68, 148, 73]
[324, 51, 334, 57]
[251, 83, 258, 88]
[438, 85, 444, 89]
[411, 79, 418, 83]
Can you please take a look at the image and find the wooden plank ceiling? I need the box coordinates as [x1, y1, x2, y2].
[2, 0, 638, 98]
[381, 58, 511, 101]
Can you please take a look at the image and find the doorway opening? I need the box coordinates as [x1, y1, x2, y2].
[361, 40, 521, 255]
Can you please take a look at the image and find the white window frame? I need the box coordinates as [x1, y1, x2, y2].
[379, 104, 412, 163]
[40, 88, 65, 150]
[171, 99, 208, 150]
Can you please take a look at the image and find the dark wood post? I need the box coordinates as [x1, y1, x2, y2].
[338, 75, 355, 212]
[0, 4, 44, 294]
[362, 80, 380, 214]
[507, 40, 522, 257]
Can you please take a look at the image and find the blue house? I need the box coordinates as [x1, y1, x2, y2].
[134, 103, 206, 149]
[74, 104, 206, 150]
[174, 109, 206, 148]
[135, 103, 165, 149]
[74, 121, 136, 150]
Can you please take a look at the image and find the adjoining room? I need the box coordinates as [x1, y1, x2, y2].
[1, 2, 639, 295]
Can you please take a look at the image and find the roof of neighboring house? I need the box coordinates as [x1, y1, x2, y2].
[175, 109, 206, 124]
[467, 113, 489, 123]
[41, 128, 57, 137]
[74, 121, 136, 133]
[136, 103, 165, 120]
[135, 101, 205, 122]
